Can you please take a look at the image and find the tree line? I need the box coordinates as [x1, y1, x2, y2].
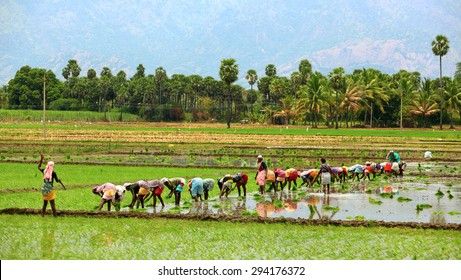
[1, 35, 460, 129]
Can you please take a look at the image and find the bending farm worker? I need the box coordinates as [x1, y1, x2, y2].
[188, 177, 204, 202]
[202, 178, 215, 200]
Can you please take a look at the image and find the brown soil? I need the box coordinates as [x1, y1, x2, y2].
[1, 208, 460, 231]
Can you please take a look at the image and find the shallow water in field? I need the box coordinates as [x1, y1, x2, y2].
[124, 161, 461, 224]
[134, 179, 461, 224]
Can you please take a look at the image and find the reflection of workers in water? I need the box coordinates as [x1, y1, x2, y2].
[256, 202, 275, 218]
[284, 200, 298, 212]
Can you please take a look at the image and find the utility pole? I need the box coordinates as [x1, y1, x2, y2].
[43, 74, 46, 139]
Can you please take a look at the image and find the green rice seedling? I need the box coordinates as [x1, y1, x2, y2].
[447, 190, 454, 199]
[397, 197, 412, 202]
[368, 197, 383, 205]
[448, 211, 460, 215]
[379, 193, 393, 199]
[435, 188, 444, 198]
[181, 201, 192, 209]
[242, 210, 258, 216]
[241, 210, 251, 216]
[346, 215, 365, 221]
[417, 163, 423, 174]
[416, 204, 432, 211]
[323, 205, 339, 211]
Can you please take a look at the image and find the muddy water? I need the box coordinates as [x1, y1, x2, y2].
[136, 181, 461, 224]
[132, 162, 461, 224]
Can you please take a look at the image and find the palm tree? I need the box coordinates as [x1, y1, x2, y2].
[328, 67, 345, 129]
[260, 105, 278, 124]
[455, 62, 461, 81]
[269, 77, 290, 105]
[298, 59, 312, 85]
[273, 96, 296, 125]
[396, 78, 414, 129]
[219, 58, 239, 128]
[245, 69, 258, 90]
[432, 34, 450, 130]
[265, 64, 277, 78]
[358, 69, 388, 127]
[341, 78, 363, 127]
[409, 79, 439, 127]
[290, 72, 301, 98]
[444, 78, 461, 128]
[155, 67, 168, 105]
[296, 73, 327, 127]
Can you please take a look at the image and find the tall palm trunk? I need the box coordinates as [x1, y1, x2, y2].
[226, 85, 231, 129]
[370, 103, 374, 128]
[439, 55, 443, 130]
[400, 91, 403, 130]
[335, 90, 339, 129]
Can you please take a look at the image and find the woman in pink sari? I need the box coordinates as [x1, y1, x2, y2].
[255, 155, 268, 194]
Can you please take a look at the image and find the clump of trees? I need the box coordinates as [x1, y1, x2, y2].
[2, 35, 461, 128]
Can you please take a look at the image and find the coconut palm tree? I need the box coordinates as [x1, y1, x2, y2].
[432, 35, 450, 130]
[295, 73, 328, 127]
[328, 67, 345, 129]
[396, 78, 414, 129]
[341, 78, 363, 127]
[409, 79, 439, 127]
[273, 96, 296, 125]
[357, 69, 389, 127]
[444, 78, 461, 128]
[219, 58, 239, 128]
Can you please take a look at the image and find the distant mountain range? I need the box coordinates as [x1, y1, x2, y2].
[1, 0, 460, 86]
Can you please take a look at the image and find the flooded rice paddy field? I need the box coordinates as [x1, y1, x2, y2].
[133, 161, 461, 225]
[138, 183, 461, 224]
